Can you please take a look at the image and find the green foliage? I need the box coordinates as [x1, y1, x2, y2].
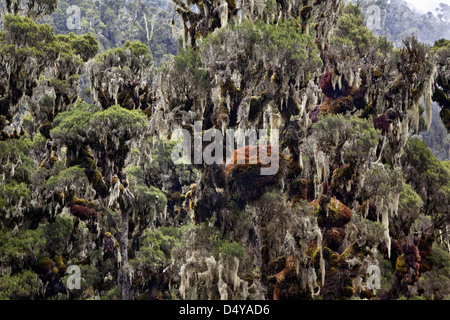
[1, 0, 449, 302]
[402, 138, 450, 229]
[2, 14, 56, 48]
[249, 18, 321, 64]
[417, 242, 450, 299]
[52, 103, 147, 149]
[80, 264, 101, 290]
[86, 40, 154, 110]
[0, 13, 98, 129]
[332, 3, 377, 57]
[52, 0, 179, 65]
[376, 253, 394, 295]
[0, 270, 42, 300]
[218, 240, 245, 259]
[159, 226, 182, 240]
[311, 114, 380, 165]
[430, 39, 450, 132]
[201, 17, 322, 76]
[432, 38, 450, 50]
[362, 163, 403, 197]
[172, 46, 211, 89]
[89, 104, 148, 139]
[45, 213, 74, 255]
[346, 214, 384, 247]
[133, 185, 167, 213]
[127, 137, 198, 192]
[132, 227, 181, 272]
[51, 103, 100, 146]
[56, 32, 99, 62]
[0, 136, 34, 183]
[403, 139, 450, 186]
[0, 181, 30, 205]
[399, 183, 423, 216]
[0, 227, 46, 271]
[101, 286, 120, 300]
[44, 165, 86, 191]
[94, 40, 152, 63]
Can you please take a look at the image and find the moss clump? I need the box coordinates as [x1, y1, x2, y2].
[331, 164, 352, 186]
[311, 199, 321, 216]
[38, 257, 55, 273]
[227, 145, 284, 203]
[395, 254, 407, 275]
[327, 198, 352, 227]
[271, 256, 307, 300]
[111, 176, 119, 186]
[92, 170, 103, 185]
[372, 69, 382, 79]
[300, 5, 313, 21]
[249, 95, 264, 122]
[39, 122, 52, 139]
[50, 155, 58, 165]
[72, 197, 95, 208]
[91, 169, 107, 196]
[329, 95, 354, 114]
[291, 178, 310, 204]
[82, 151, 97, 171]
[325, 228, 346, 252]
[339, 243, 362, 263]
[226, 0, 237, 11]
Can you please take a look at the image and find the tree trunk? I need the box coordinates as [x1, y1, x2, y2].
[119, 207, 130, 300]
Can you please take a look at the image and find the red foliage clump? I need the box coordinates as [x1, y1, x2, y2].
[309, 105, 320, 123]
[318, 96, 354, 116]
[325, 227, 346, 252]
[418, 235, 435, 273]
[401, 243, 421, 284]
[320, 70, 335, 98]
[373, 115, 391, 134]
[226, 145, 280, 171]
[272, 255, 303, 300]
[227, 145, 284, 202]
[71, 205, 95, 220]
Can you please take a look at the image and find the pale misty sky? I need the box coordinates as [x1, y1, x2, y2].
[403, 0, 449, 13]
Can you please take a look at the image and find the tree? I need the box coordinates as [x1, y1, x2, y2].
[3, 0, 58, 20]
[86, 40, 154, 111]
[51, 103, 148, 300]
[0, 14, 98, 139]
[402, 138, 450, 235]
[431, 39, 450, 132]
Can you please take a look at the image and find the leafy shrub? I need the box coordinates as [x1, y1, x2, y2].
[0, 227, 46, 272]
[0, 270, 42, 300]
[45, 213, 74, 256]
[218, 240, 245, 259]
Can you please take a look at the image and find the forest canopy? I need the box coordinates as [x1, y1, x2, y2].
[0, 0, 449, 302]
